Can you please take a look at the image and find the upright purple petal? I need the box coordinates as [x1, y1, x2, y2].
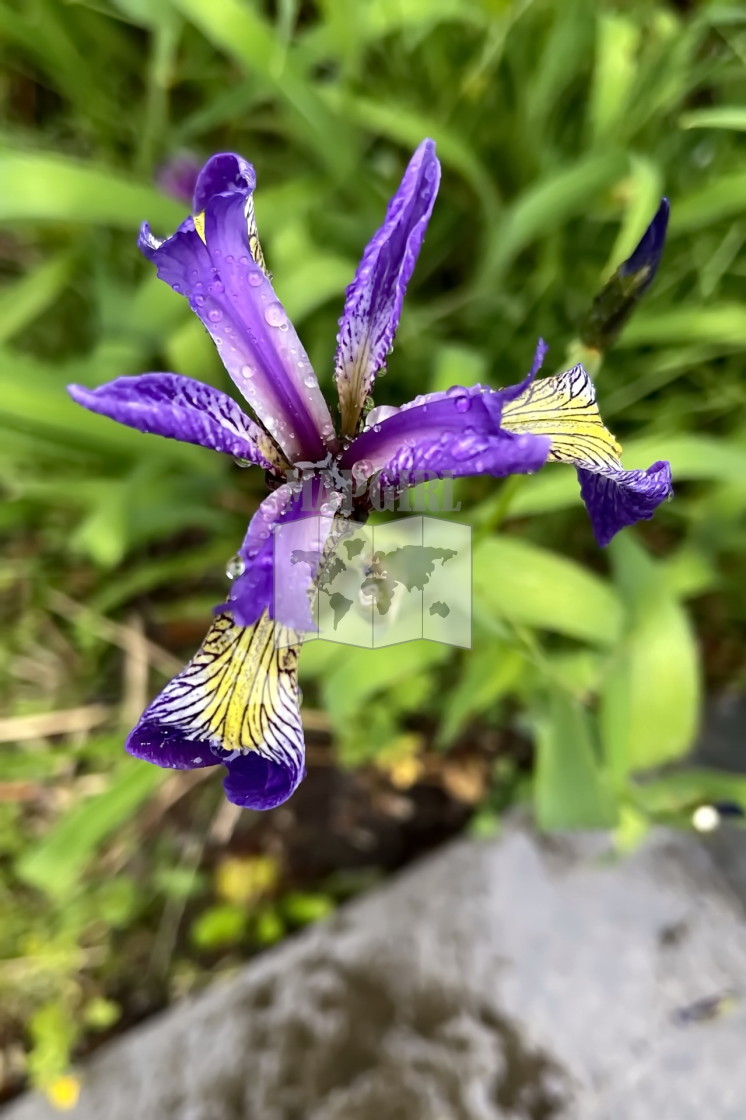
[192, 151, 256, 212]
[579, 461, 673, 547]
[139, 153, 336, 463]
[67, 373, 282, 469]
[223, 480, 343, 632]
[126, 611, 305, 811]
[334, 140, 441, 438]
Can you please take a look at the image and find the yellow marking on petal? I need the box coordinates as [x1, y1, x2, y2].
[193, 211, 206, 244]
[501, 365, 623, 471]
[194, 198, 268, 273]
[146, 612, 302, 767]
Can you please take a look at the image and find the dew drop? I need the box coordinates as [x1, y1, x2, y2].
[248, 270, 262, 287]
[365, 404, 400, 428]
[304, 374, 317, 388]
[208, 309, 222, 323]
[240, 364, 255, 379]
[225, 555, 245, 580]
[455, 396, 471, 413]
[264, 302, 288, 329]
[352, 459, 374, 482]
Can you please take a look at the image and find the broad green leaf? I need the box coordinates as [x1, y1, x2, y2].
[619, 304, 746, 348]
[0, 152, 181, 227]
[535, 687, 617, 829]
[672, 173, 746, 233]
[600, 535, 700, 780]
[435, 643, 525, 747]
[321, 642, 449, 727]
[680, 107, 746, 132]
[633, 768, 746, 815]
[16, 760, 164, 899]
[588, 13, 640, 144]
[474, 537, 623, 647]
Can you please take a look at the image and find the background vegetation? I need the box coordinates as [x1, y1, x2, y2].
[1, 0, 745, 1102]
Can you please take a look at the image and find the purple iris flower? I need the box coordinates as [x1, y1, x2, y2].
[68, 141, 673, 811]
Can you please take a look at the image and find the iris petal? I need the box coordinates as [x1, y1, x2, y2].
[67, 373, 282, 469]
[126, 612, 305, 810]
[139, 153, 335, 462]
[223, 480, 343, 632]
[500, 363, 672, 544]
[343, 341, 551, 488]
[578, 462, 672, 547]
[334, 140, 441, 438]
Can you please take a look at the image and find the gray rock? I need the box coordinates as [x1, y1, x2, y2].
[6, 822, 746, 1120]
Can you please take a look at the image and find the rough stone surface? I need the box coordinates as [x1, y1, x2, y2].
[6, 821, 746, 1120]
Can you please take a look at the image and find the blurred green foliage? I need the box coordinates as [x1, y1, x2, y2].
[1, 0, 746, 1098]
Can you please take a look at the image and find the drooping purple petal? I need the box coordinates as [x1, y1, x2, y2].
[221, 748, 305, 811]
[222, 480, 343, 632]
[67, 373, 281, 469]
[126, 611, 305, 811]
[578, 461, 673, 547]
[334, 139, 441, 438]
[498, 361, 673, 544]
[126, 721, 218, 770]
[139, 152, 336, 463]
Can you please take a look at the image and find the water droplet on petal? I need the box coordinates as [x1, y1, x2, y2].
[210, 279, 224, 294]
[241, 365, 255, 379]
[304, 374, 317, 388]
[352, 459, 374, 483]
[264, 302, 288, 329]
[455, 396, 471, 413]
[365, 404, 400, 428]
[225, 555, 245, 580]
